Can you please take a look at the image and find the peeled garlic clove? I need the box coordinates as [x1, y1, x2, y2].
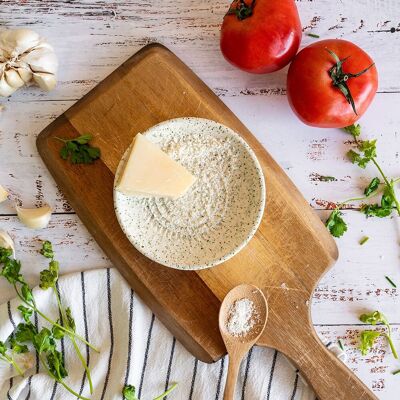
[5, 68, 25, 89]
[32, 72, 57, 91]
[0, 184, 8, 203]
[0, 230, 15, 256]
[0, 75, 17, 97]
[0, 29, 40, 55]
[21, 46, 58, 74]
[16, 204, 52, 229]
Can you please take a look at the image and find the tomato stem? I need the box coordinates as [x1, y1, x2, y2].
[226, 0, 255, 20]
[326, 48, 375, 115]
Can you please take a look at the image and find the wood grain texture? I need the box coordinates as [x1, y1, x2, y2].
[36, 43, 379, 400]
[1, 0, 400, 398]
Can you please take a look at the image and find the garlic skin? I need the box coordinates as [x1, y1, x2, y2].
[0, 184, 8, 203]
[16, 204, 52, 229]
[0, 29, 58, 97]
[0, 230, 15, 256]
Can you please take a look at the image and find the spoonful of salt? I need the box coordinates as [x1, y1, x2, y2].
[219, 284, 268, 400]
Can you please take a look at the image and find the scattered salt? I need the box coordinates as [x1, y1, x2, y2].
[226, 298, 258, 337]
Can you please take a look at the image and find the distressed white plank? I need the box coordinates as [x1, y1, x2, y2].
[0, 0, 399, 103]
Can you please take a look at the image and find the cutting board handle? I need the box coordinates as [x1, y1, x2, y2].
[282, 326, 378, 400]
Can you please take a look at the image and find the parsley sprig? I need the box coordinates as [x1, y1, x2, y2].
[359, 311, 398, 359]
[345, 124, 400, 217]
[40, 241, 94, 394]
[123, 383, 178, 400]
[15, 322, 89, 400]
[55, 134, 100, 164]
[0, 247, 98, 352]
[325, 124, 400, 237]
[0, 243, 99, 399]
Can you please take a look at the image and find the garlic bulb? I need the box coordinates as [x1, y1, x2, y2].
[0, 230, 15, 256]
[0, 29, 58, 97]
[0, 184, 8, 203]
[16, 204, 52, 229]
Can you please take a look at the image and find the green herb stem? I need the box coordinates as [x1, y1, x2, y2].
[385, 276, 397, 288]
[153, 383, 178, 400]
[0, 353, 24, 376]
[393, 369, 400, 375]
[53, 286, 94, 394]
[359, 236, 369, 245]
[14, 284, 99, 353]
[39, 354, 90, 400]
[385, 334, 399, 359]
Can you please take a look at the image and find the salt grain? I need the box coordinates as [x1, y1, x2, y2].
[226, 298, 258, 337]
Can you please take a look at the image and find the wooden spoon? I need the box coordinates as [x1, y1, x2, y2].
[219, 284, 268, 400]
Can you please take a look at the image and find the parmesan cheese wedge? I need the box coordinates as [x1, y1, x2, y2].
[116, 133, 196, 199]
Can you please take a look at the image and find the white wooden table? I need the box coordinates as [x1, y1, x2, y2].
[0, 1, 399, 398]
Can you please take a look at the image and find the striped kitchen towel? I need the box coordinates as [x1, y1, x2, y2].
[0, 268, 342, 400]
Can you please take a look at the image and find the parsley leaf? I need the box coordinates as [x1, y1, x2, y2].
[40, 241, 54, 259]
[65, 307, 76, 332]
[47, 349, 68, 380]
[123, 385, 139, 400]
[325, 209, 348, 237]
[359, 311, 398, 359]
[123, 383, 178, 400]
[361, 183, 395, 218]
[360, 311, 389, 326]
[361, 204, 392, 218]
[55, 134, 100, 165]
[0, 256, 24, 285]
[360, 330, 381, 356]
[15, 323, 38, 343]
[347, 139, 377, 168]
[364, 177, 380, 197]
[343, 123, 361, 137]
[33, 327, 55, 354]
[18, 305, 33, 323]
[39, 260, 59, 290]
[7, 336, 28, 354]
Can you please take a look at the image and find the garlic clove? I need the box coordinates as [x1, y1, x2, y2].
[21, 46, 58, 74]
[0, 184, 8, 203]
[5, 68, 25, 89]
[15, 66, 33, 84]
[16, 204, 52, 229]
[0, 75, 17, 97]
[32, 72, 57, 91]
[0, 230, 15, 256]
[0, 29, 40, 55]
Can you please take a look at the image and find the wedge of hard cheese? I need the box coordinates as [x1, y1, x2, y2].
[116, 133, 196, 199]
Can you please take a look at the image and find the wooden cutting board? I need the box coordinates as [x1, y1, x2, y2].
[37, 44, 376, 400]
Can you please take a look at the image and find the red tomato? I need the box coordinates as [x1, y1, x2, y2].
[220, 0, 302, 74]
[287, 39, 378, 128]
